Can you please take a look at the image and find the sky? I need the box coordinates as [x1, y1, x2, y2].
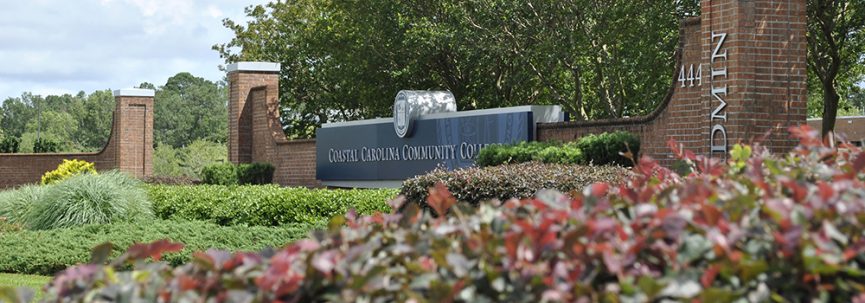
[0, 0, 269, 101]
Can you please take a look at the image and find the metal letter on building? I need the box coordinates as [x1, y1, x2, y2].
[710, 32, 729, 155]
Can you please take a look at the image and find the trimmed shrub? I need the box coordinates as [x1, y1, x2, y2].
[34, 126, 865, 302]
[25, 172, 152, 230]
[40, 159, 97, 185]
[534, 144, 584, 164]
[0, 219, 318, 275]
[238, 162, 276, 185]
[200, 163, 237, 185]
[147, 185, 397, 226]
[476, 141, 561, 166]
[476, 132, 638, 167]
[400, 162, 628, 207]
[201, 162, 276, 185]
[32, 138, 60, 153]
[0, 136, 20, 153]
[575, 131, 639, 166]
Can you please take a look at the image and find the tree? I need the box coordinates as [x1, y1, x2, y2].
[72, 90, 114, 151]
[19, 111, 79, 152]
[807, 0, 865, 136]
[0, 94, 37, 138]
[153, 73, 228, 148]
[215, 1, 696, 138]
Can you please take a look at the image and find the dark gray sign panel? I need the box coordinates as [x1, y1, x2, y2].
[316, 111, 533, 185]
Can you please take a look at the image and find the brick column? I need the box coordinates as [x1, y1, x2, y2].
[701, 0, 807, 156]
[227, 62, 281, 164]
[112, 88, 155, 178]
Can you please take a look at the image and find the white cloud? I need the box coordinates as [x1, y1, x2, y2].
[0, 0, 270, 101]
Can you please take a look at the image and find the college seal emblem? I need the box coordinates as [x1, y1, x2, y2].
[394, 91, 412, 138]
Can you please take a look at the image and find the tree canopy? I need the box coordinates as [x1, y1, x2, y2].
[215, 0, 700, 138]
[0, 72, 227, 153]
[807, 0, 865, 135]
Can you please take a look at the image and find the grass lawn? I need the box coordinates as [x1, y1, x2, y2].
[0, 273, 51, 300]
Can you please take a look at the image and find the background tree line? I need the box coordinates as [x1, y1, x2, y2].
[0, 72, 229, 179]
[216, 0, 863, 138]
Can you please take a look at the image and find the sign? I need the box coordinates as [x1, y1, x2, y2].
[710, 32, 729, 155]
[316, 105, 562, 187]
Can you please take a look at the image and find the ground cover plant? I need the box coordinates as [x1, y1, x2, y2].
[0, 219, 319, 276]
[401, 162, 628, 207]
[21, 126, 865, 302]
[147, 185, 397, 226]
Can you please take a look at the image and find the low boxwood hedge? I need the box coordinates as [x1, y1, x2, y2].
[147, 185, 398, 226]
[400, 162, 628, 208]
[0, 219, 318, 276]
[476, 131, 639, 167]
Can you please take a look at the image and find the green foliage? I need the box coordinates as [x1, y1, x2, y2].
[23, 172, 152, 230]
[476, 132, 638, 167]
[476, 141, 584, 167]
[0, 185, 43, 227]
[153, 140, 228, 180]
[30, 137, 60, 153]
[37, 126, 865, 302]
[0, 136, 19, 153]
[147, 185, 396, 226]
[574, 131, 640, 166]
[0, 220, 317, 276]
[201, 162, 275, 185]
[400, 162, 628, 208]
[216, 1, 697, 138]
[200, 163, 238, 185]
[153, 73, 228, 148]
[237, 162, 275, 185]
[40, 159, 97, 185]
[0, 73, 225, 153]
[806, 0, 865, 129]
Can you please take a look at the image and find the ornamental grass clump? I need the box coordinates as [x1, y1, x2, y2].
[16, 125, 865, 302]
[25, 171, 152, 230]
[0, 185, 43, 226]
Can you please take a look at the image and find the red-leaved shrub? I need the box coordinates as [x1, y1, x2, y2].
[15, 125, 865, 302]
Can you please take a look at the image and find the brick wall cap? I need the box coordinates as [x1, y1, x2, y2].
[113, 88, 155, 97]
[227, 62, 281, 73]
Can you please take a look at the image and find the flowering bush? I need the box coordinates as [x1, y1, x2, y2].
[40, 159, 97, 185]
[11, 126, 865, 302]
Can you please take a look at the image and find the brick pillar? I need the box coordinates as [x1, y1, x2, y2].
[112, 89, 155, 178]
[227, 62, 281, 164]
[701, 0, 807, 156]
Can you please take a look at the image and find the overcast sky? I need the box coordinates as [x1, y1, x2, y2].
[0, 0, 269, 101]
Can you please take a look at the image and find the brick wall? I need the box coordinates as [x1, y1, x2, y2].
[228, 68, 320, 187]
[538, 0, 807, 164]
[0, 93, 154, 188]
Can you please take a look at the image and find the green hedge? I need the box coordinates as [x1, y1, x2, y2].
[0, 136, 19, 153]
[201, 162, 275, 185]
[400, 162, 628, 208]
[575, 131, 640, 166]
[476, 141, 583, 166]
[476, 131, 639, 167]
[0, 219, 317, 275]
[147, 185, 398, 226]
